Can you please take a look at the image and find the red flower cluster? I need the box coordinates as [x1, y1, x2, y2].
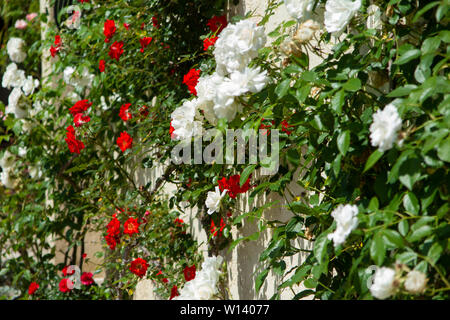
[119, 103, 132, 121]
[99, 59, 105, 72]
[116, 131, 133, 152]
[81, 272, 94, 286]
[207, 15, 227, 34]
[210, 217, 226, 237]
[28, 282, 39, 295]
[65, 125, 85, 154]
[203, 36, 218, 51]
[183, 69, 200, 96]
[123, 22, 130, 30]
[62, 265, 75, 277]
[218, 174, 251, 199]
[123, 217, 140, 235]
[129, 258, 148, 278]
[109, 41, 124, 61]
[183, 265, 196, 282]
[140, 36, 153, 53]
[105, 215, 121, 250]
[50, 35, 62, 58]
[74, 113, 91, 127]
[103, 19, 116, 43]
[259, 118, 274, 136]
[170, 285, 179, 300]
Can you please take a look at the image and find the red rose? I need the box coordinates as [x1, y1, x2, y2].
[218, 175, 251, 199]
[203, 36, 218, 51]
[140, 22, 145, 30]
[162, 278, 168, 283]
[109, 41, 124, 61]
[207, 15, 227, 34]
[59, 278, 73, 293]
[139, 36, 153, 53]
[82, 253, 87, 259]
[169, 121, 176, 139]
[119, 103, 132, 121]
[28, 282, 39, 295]
[123, 22, 130, 30]
[182, 69, 200, 96]
[78, 0, 90, 2]
[219, 217, 226, 234]
[123, 217, 140, 235]
[105, 216, 121, 250]
[81, 272, 94, 286]
[116, 131, 133, 152]
[281, 120, 293, 135]
[174, 218, 184, 227]
[129, 258, 148, 278]
[54, 35, 62, 47]
[152, 16, 160, 29]
[170, 285, 179, 300]
[69, 99, 92, 116]
[103, 19, 116, 42]
[65, 125, 85, 154]
[99, 59, 105, 72]
[73, 113, 90, 127]
[62, 265, 75, 277]
[50, 45, 59, 58]
[210, 219, 218, 237]
[183, 265, 196, 282]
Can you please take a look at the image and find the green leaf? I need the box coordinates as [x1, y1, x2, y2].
[408, 225, 433, 242]
[331, 89, 345, 114]
[398, 220, 409, 237]
[437, 137, 450, 162]
[337, 130, 350, 156]
[370, 232, 386, 265]
[343, 78, 361, 92]
[383, 229, 404, 248]
[387, 85, 417, 97]
[255, 269, 269, 294]
[275, 79, 291, 98]
[427, 242, 444, 265]
[240, 164, 256, 187]
[363, 149, 384, 173]
[403, 192, 420, 214]
[399, 158, 422, 190]
[394, 49, 421, 65]
[314, 233, 330, 263]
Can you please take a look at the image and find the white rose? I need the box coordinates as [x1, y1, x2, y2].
[7, 88, 28, 119]
[293, 19, 320, 43]
[0, 150, 15, 169]
[22, 76, 39, 96]
[324, 0, 361, 34]
[369, 103, 402, 152]
[370, 267, 396, 300]
[205, 186, 227, 215]
[283, 0, 315, 21]
[6, 37, 27, 63]
[367, 4, 382, 30]
[404, 270, 427, 294]
[327, 204, 359, 247]
[171, 99, 203, 140]
[0, 168, 17, 189]
[2, 63, 26, 89]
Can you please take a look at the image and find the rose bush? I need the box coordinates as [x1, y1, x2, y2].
[0, 0, 449, 300]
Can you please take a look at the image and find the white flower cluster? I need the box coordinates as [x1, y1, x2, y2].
[0, 150, 17, 189]
[205, 186, 227, 215]
[324, 0, 362, 34]
[171, 19, 269, 140]
[63, 66, 95, 89]
[2, 63, 39, 119]
[6, 37, 27, 63]
[327, 204, 359, 247]
[369, 103, 402, 152]
[369, 267, 427, 299]
[173, 256, 223, 300]
[283, 0, 315, 21]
